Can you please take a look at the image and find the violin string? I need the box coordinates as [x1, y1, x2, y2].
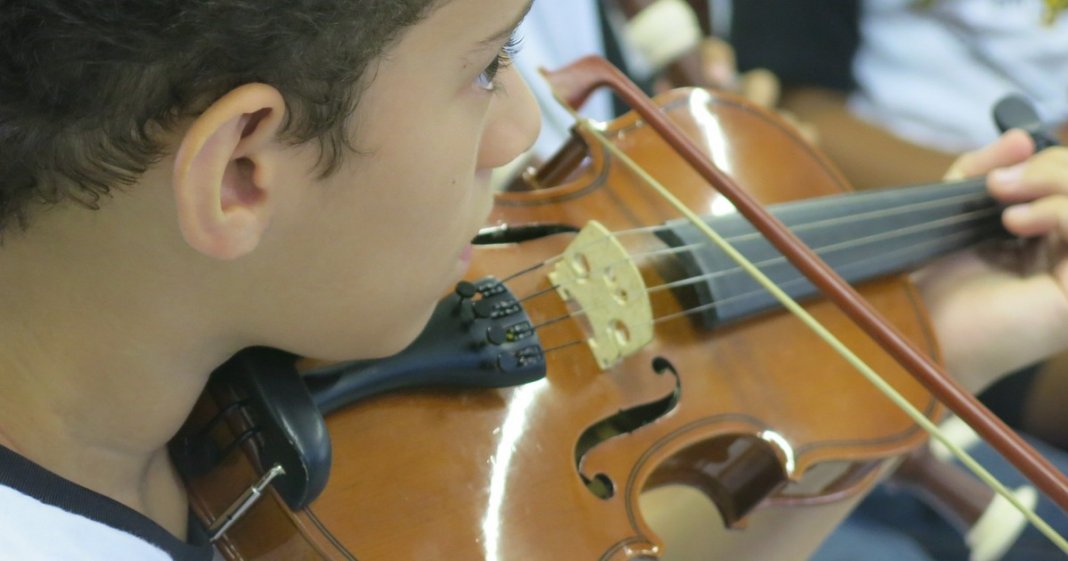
[495, 199, 995, 316]
[732, 191, 991, 240]
[500, 260, 551, 284]
[645, 208, 1000, 294]
[571, 116, 1068, 552]
[531, 188, 994, 270]
[539, 340, 586, 356]
[649, 227, 1002, 325]
[509, 209, 997, 311]
[496, 189, 992, 289]
[530, 312, 575, 332]
[607, 205, 998, 291]
[527, 225, 999, 339]
[516, 284, 559, 305]
[630, 189, 992, 244]
[531, 228, 982, 352]
[515, 218, 999, 345]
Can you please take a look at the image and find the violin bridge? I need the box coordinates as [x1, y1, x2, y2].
[549, 220, 653, 370]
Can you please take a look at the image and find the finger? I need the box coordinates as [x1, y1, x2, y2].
[944, 129, 1035, 180]
[698, 36, 737, 89]
[738, 68, 780, 108]
[988, 147, 1068, 202]
[1002, 195, 1068, 238]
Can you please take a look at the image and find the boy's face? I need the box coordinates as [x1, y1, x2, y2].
[256, 0, 540, 360]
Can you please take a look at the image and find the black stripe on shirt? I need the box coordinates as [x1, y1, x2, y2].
[0, 444, 214, 561]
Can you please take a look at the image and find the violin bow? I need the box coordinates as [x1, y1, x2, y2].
[539, 55, 1068, 552]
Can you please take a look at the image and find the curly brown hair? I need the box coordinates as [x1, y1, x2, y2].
[0, 0, 440, 232]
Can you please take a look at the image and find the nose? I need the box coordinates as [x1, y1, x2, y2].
[477, 67, 541, 170]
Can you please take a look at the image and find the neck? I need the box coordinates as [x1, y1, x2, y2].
[0, 311, 235, 539]
[0, 210, 243, 539]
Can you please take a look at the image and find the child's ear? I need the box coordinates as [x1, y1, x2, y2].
[173, 83, 287, 260]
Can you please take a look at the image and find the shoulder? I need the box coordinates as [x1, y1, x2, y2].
[0, 484, 175, 561]
[0, 446, 214, 561]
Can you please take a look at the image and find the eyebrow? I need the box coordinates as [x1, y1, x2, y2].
[477, 0, 535, 47]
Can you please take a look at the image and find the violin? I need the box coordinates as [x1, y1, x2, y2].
[173, 57, 1067, 560]
[538, 0, 1051, 550]
[577, 2, 1064, 549]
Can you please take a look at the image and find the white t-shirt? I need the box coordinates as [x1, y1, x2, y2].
[0, 445, 215, 561]
[512, 0, 614, 160]
[850, 0, 1068, 151]
[0, 486, 172, 561]
[731, 0, 1068, 152]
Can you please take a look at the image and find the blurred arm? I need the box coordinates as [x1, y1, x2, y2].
[779, 86, 957, 190]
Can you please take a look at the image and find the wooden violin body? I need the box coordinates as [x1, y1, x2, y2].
[181, 87, 946, 560]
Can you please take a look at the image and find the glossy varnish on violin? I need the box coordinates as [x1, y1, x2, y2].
[185, 88, 943, 560]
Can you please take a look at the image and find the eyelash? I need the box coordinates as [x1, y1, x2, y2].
[476, 34, 522, 93]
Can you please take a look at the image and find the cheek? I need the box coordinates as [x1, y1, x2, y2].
[366, 142, 481, 219]
[311, 108, 491, 268]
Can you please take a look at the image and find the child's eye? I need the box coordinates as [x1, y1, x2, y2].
[475, 33, 522, 92]
[475, 55, 506, 91]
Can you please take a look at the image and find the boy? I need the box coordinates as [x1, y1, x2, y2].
[0, 0, 538, 559]
[1, 2, 1066, 561]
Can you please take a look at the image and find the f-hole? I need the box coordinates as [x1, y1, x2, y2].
[575, 357, 681, 499]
